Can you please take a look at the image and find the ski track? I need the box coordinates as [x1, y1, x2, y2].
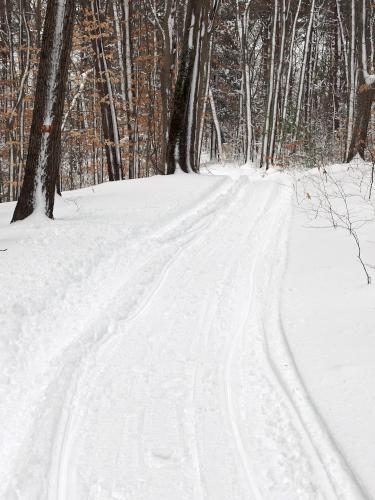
[48, 177, 250, 500]
[4, 175, 367, 500]
[2, 175, 237, 498]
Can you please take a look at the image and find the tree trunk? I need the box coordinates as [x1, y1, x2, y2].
[12, 0, 76, 222]
[209, 86, 223, 161]
[347, 0, 375, 162]
[120, 0, 137, 179]
[347, 74, 374, 162]
[166, 0, 219, 174]
[159, 0, 177, 174]
[277, 0, 302, 158]
[236, 0, 253, 164]
[260, 0, 278, 169]
[293, 0, 315, 143]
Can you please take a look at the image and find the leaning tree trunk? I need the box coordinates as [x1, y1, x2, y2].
[12, 0, 76, 222]
[209, 86, 223, 162]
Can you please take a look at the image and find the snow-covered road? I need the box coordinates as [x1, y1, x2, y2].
[0, 172, 368, 499]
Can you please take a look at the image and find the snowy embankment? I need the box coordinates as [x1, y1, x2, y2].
[0, 165, 373, 499]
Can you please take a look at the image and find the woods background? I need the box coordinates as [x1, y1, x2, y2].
[1, 0, 374, 202]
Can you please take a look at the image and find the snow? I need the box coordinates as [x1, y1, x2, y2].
[188, 13, 195, 50]
[364, 71, 375, 86]
[283, 162, 375, 497]
[0, 165, 374, 499]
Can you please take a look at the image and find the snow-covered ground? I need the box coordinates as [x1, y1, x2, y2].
[283, 163, 375, 498]
[0, 164, 374, 499]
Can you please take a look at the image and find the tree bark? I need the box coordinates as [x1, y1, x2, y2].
[347, 0, 375, 162]
[12, 0, 76, 222]
[347, 74, 374, 162]
[209, 86, 223, 161]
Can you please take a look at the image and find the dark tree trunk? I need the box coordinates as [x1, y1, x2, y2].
[347, 74, 375, 162]
[11, 0, 76, 222]
[166, 0, 217, 174]
[347, 0, 374, 163]
[159, 0, 177, 174]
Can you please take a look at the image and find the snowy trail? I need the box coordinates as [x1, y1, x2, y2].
[1, 175, 240, 498]
[2, 174, 367, 499]
[47, 177, 251, 500]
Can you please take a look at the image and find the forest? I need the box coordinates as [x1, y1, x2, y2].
[0, 0, 374, 213]
[1, 1, 375, 499]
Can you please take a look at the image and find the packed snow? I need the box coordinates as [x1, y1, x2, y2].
[0, 164, 374, 499]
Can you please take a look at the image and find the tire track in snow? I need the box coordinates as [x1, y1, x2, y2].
[8, 174, 366, 500]
[49, 178, 274, 500]
[223, 181, 366, 499]
[1, 176, 237, 499]
[60, 177, 364, 500]
[222, 186, 280, 500]
[187, 182, 280, 500]
[226, 185, 336, 499]
[258, 186, 368, 499]
[5, 176, 245, 500]
[46, 176, 252, 500]
[136, 188, 264, 500]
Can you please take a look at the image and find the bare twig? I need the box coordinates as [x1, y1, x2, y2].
[296, 166, 374, 285]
